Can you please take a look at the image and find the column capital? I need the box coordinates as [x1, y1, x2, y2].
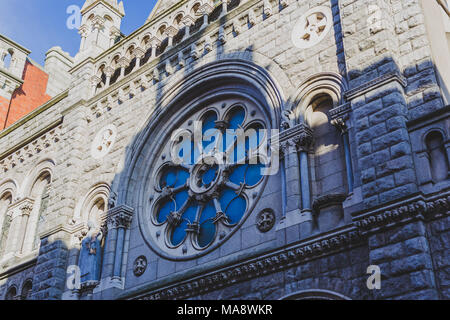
[78, 24, 89, 37]
[149, 36, 162, 47]
[104, 66, 115, 77]
[117, 56, 130, 68]
[181, 15, 196, 27]
[8, 198, 35, 219]
[331, 117, 348, 134]
[164, 26, 178, 38]
[199, 3, 214, 15]
[90, 75, 102, 86]
[133, 47, 146, 59]
[106, 205, 134, 230]
[279, 123, 314, 152]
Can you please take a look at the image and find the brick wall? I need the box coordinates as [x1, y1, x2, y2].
[0, 96, 9, 129]
[3, 60, 51, 129]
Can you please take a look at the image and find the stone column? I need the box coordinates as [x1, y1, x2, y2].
[133, 47, 146, 71]
[78, 25, 88, 52]
[181, 15, 195, 40]
[18, 201, 33, 254]
[109, 27, 121, 47]
[331, 117, 354, 193]
[149, 37, 161, 59]
[277, 124, 314, 237]
[164, 26, 178, 49]
[91, 15, 105, 46]
[104, 66, 114, 87]
[199, 3, 214, 28]
[117, 57, 130, 79]
[90, 75, 102, 97]
[104, 206, 133, 283]
[293, 125, 314, 212]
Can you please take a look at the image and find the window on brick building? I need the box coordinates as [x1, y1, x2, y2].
[426, 131, 449, 183]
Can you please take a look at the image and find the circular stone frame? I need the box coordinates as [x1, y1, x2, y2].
[291, 6, 333, 49]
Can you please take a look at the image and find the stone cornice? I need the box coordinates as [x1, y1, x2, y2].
[353, 191, 450, 234]
[344, 71, 407, 101]
[0, 257, 37, 280]
[0, 34, 31, 55]
[126, 226, 363, 300]
[0, 68, 24, 86]
[0, 117, 63, 161]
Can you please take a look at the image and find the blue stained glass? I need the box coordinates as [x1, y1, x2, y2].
[229, 165, 246, 185]
[202, 112, 218, 133]
[198, 201, 216, 247]
[174, 190, 189, 211]
[202, 112, 219, 153]
[245, 124, 264, 152]
[160, 168, 189, 189]
[245, 164, 264, 187]
[225, 196, 246, 225]
[219, 189, 246, 224]
[202, 165, 218, 186]
[228, 107, 245, 130]
[157, 200, 174, 223]
[170, 204, 198, 246]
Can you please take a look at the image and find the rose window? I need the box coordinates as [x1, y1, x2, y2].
[145, 98, 270, 259]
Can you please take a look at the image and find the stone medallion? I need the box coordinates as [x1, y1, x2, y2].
[91, 124, 117, 159]
[291, 6, 333, 49]
[256, 209, 276, 233]
[133, 255, 148, 277]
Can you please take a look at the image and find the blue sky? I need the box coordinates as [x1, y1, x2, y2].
[0, 0, 158, 65]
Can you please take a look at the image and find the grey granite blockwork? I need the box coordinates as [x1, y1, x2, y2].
[0, 0, 449, 300]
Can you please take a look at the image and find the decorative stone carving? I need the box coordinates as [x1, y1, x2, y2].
[90, 124, 117, 159]
[354, 193, 450, 233]
[256, 209, 276, 233]
[136, 227, 363, 300]
[291, 6, 333, 49]
[0, 124, 62, 172]
[133, 256, 148, 277]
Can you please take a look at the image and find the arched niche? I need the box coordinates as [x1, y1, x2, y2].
[4, 286, 17, 300]
[73, 183, 111, 228]
[425, 130, 449, 183]
[305, 94, 347, 197]
[20, 279, 33, 300]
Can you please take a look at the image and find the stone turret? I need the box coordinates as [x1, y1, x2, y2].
[76, 0, 125, 62]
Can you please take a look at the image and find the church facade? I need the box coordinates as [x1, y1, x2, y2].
[0, 0, 449, 300]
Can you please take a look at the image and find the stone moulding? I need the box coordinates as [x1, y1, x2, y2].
[344, 71, 407, 101]
[353, 192, 450, 234]
[312, 193, 348, 212]
[131, 227, 363, 300]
